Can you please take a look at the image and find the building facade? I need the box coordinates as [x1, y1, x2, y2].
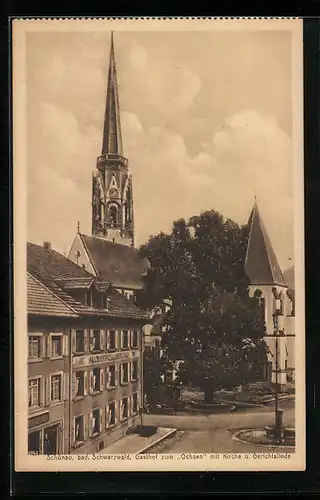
[245, 201, 295, 388]
[27, 241, 147, 454]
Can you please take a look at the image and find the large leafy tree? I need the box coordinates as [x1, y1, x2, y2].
[137, 210, 267, 403]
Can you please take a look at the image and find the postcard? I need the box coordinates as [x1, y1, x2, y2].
[13, 17, 305, 471]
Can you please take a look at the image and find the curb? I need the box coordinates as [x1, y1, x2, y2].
[135, 429, 177, 454]
[232, 428, 295, 450]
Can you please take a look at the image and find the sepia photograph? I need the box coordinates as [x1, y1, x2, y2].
[13, 17, 305, 471]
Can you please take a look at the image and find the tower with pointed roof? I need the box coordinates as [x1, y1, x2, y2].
[92, 32, 134, 247]
[245, 201, 295, 388]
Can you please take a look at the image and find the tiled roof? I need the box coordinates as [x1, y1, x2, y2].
[283, 266, 295, 290]
[79, 233, 149, 290]
[27, 273, 78, 317]
[245, 203, 286, 287]
[27, 242, 148, 320]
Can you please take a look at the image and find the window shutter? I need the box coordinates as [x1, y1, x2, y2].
[84, 371, 88, 396]
[45, 376, 51, 406]
[84, 329, 89, 352]
[107, 367, 111, 389]
[106, 331, 110, 350]
[120, 330, 123, 349]
[89, 370, 93, 394]
[100, 330, 105, 351]
[63, 334, 68, 356]
[40, 335, 46, 357]
[99, 409, 103, 432]
[63, 372, 69, 400]
[84, 414, 88, 442]
[120, 399, 123, 420]
[72, 418, 75, 447]
[128, 362, 132, 383]
[89, 411, 93, 437]
[120, 364, 123, 385]
[129, 330, 132, 348]
[114, 401, 118, 425]
[89, 329, 94, 351]
[100, 369, 104, 391]
[71, 330, 76, 353]
[41, 377, 45, 407]
[129, 396, 133, 415]
[46, 335, 52, 358]
[72, 372, 77, 400]
[115, 365, 118, 387]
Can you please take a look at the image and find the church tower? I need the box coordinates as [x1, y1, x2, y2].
[245, 200, 295, 388]
[92, 32, 134, 247]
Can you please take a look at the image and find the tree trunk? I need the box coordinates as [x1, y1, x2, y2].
[203, 381, 214, 404]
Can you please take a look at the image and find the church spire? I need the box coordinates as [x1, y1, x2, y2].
[92, 32, 134, 247]
[101, 31, 124, 156]
[245, 201, 286, 287]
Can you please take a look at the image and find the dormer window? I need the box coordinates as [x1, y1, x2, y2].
[85, 290, 92, 308]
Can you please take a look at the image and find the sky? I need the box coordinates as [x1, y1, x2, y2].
[26, 29, 296, 271]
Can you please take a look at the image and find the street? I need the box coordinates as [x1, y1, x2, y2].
[143, 399, 295, 453]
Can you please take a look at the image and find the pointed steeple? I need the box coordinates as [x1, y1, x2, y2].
[245, 201, 286, 286]
[101, 32, 124, 156]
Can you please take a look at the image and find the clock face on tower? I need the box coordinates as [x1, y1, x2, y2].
[109, 187, 118, 198]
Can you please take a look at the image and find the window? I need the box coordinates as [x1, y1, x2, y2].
[107, 401, 116, 427]
[28, 430, 41, 455]
[75, 415, 84, 444]
[121, 363, 129, 385]
[109, 330, 116, 350]
[132, 360, 138, 381]
[132, 330, 138, 348]
[28, 336, 41, 359]
[121, 397, 128, 420]
[107, 365, 116, 388]
[85, 291, 92, 308]
[75, 371, 85, 398]
[51, 335, 62, 357]
[132, 393, 138, 414]
[92, 367, 101, 393]
[109, 205, 118, 227]
[122, 330, 129, 350]
[51, 374, 62, 402]
[28, 378, 41, 408]
[90, 330, 101, 352]
[91, 408, 100, 436]
[75, 330, 84, 353]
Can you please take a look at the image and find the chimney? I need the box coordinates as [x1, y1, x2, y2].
[43, 242, 51, 250]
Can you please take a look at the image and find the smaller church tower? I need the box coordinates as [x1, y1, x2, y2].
[92, 32, 134, 247]
[245, 201, 294, 389]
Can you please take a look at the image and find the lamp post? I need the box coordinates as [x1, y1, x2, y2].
[273, 312, 283, 445]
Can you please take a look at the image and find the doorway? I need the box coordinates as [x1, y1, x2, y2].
[28, 430, 41, 455]
[43, 425, 59, 455]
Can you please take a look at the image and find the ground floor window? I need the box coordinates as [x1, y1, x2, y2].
[91, 408, 101, 436]
[132, 393, 138, 414]
[43, 425, 59, 455]
[121, 397, 129, 420]
[28, 430, 41, 455]
[28, 423, 61, 455]
[75, 415, 84, 444]
[107, 401, 116, 427]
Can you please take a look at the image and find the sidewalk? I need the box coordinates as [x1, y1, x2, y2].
[97, 427, 177, 455]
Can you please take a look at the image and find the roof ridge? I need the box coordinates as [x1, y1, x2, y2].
[79, 232, 100, 278]
[27, 271, 79, 316]
[258, 211, 286, 286]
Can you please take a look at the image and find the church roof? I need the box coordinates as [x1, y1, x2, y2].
[101, 32, 124, 156]
[27, 242, 148, 320]
[245, 202, 286, 287]
[79, 233, 148, 290]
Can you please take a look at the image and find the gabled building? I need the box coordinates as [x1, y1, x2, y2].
[68, 33, 149, 303]
[245, 201, 295, 388]
[27, 241, 148, 455]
